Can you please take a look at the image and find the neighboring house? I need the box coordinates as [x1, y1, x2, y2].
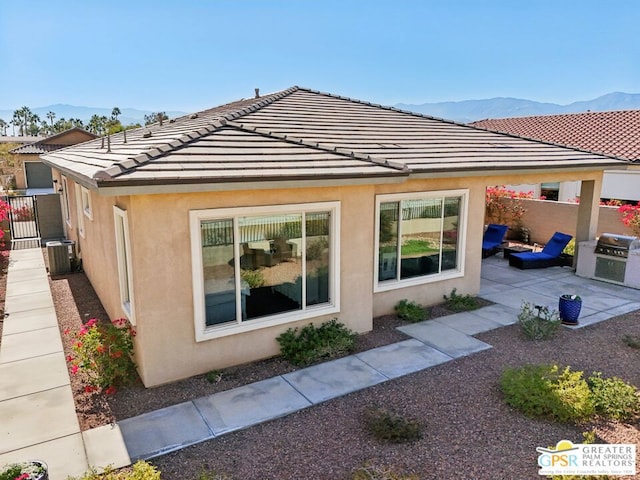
[470, 110, 640, 202]
[9, 128, 97, 192]
[41, 86, 625, 387]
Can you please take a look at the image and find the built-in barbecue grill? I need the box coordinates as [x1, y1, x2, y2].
[594, 233, 640, 258]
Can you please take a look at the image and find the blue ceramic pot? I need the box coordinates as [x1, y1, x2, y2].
[559, 295, 581, 325]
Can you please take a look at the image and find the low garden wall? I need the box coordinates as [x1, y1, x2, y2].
[500, 199, 633, 244]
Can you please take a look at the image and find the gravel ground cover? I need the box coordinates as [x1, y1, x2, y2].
[47, 264, 640, 480]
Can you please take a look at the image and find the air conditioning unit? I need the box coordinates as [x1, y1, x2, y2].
[46, 240, 76, 275]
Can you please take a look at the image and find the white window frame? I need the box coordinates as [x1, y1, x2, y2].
[74, 184, 85, 237]
[81, 187, 93, 220]
[190, 201, 340, 342]
[374, 189, 468, 292]
[113, 206, 136, 325]
[61, 176, 71, 225]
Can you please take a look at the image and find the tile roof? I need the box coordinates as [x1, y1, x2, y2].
[470, 110, 640, 161]
[41, 87, 627, 191]
[10, 127, 98, 154]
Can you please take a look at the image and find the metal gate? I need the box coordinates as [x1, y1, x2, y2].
[7, 195, 40, 247]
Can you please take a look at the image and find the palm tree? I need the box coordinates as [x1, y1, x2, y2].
[0, 119, 7, 136]
[46, 111, 56, 127]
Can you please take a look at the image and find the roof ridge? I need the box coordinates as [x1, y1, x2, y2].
[93, 87, 302, 180]
[471, 109, 640, 124]
[226, 120, 409, 173]
[295, 86, 473, 129]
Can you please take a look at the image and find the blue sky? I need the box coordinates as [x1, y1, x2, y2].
[1, 0, 639, 112]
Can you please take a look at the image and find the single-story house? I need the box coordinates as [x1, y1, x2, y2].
[470, 110, 640, 202]
[9, 127, 97, 192]
[41, 86, 627, 387]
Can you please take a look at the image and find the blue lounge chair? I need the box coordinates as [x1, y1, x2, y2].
[509, 232, 573, 269]
[482, 224, 509, 258]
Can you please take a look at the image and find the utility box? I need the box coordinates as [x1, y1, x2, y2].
[47, 240, 76, 275]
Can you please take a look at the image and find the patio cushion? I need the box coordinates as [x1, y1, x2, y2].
[482, 224, 509, 258]
[509, 232, 572, 269]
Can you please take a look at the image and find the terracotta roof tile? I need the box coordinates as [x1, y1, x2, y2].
[470, 110, 640, 161]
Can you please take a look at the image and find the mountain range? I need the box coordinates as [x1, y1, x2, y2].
[2, 92, 640, 130]
[395, 92, 640, 123]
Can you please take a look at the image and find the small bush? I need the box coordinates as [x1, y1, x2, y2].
[394, 299, 426, 323]
[205, 370, 223, 383]
[500, 364, 594, 423]
[352, 463, 419, 480]
[623, 334, 640, 349]
[66, 317, 137, 393]
[588, 372, 640, 421]
[443, 288, 479, 312]
[518, 302, 561, 340]
[364, 407, 423, 443]
[277, 318, 356, 366]
[70, 461, 161, 480]
[195, 469, 233, 480]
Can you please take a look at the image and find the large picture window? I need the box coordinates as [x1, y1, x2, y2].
[190, 202, 340, 341]
[375, 190, 467, 290]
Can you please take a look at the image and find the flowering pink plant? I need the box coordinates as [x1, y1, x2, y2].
[66, 317, 137, 393]
[0, 199, 11, 249]
[0, 461, 46, 480]
[485, 186, 536, 226]
[618, 202, 640, 236]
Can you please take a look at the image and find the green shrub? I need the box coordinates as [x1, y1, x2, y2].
[623, 334, 640, 349]
[363, 407, 423, 443]
[394, 299, 426, 323]
[443, 288, 479, 312]
[205, 370, 223, 384]
[240, 268, 265, 288]
[69, 461, 161, 479]
[195, 469, 233, 480]
[276, 318, 356, 366]
[500, 364, 594, 423]
[352, 463, 419, 480]
[518, 302, 561, 340]
[588, 372, 640, 421]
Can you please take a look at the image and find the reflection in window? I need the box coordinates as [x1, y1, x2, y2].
[198, 208, 333, 328]
[377, 193, 463, 283]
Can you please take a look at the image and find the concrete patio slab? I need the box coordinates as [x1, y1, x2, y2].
[398, 321, 492, 358]
[480, 288, 557, 311]
[194, 376, 312, 435]
[434, 311, 503, 335]
[355, 339, 452, 378]
[471, 304, 520, 326]
[83, 424, 131, 471]
[118, 401, 213, 461]
[4, 290, 54, 313]
[282, 355, 387, 404]
[0, 433, 88, 480]
[0, 353, 69, 401]
[0, 327, 63, 363]
[0, 386, 79, 454]
[1, 306, 58, 335]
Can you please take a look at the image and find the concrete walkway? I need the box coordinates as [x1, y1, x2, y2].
[1, 249, 640, 478]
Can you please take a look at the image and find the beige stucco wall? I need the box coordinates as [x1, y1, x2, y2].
[52, 166, 607, 387]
